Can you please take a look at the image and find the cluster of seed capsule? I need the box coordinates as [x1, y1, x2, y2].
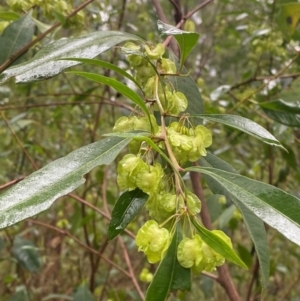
[113, 42, 232, 273]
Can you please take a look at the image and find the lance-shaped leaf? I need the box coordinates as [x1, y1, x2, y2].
[60, 58, 142, 90]
[260, 99, 300, 127]
[191, 218, 247, 269]
[191, 114, 285, 149]
[187, 166, 300, 248]
[108, 188, 148, 240]
[157, 20, 199, 71]
[0, 12, 35, 66]
[200, 153, 269, 288]
[0, 136, 131, 229]
[13, 236, 42, 272]
[0, 31, 144, 84]
[67, 71, 149, 120]
[146, 223, 191, 301]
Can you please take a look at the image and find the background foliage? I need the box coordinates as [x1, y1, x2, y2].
[0, 0, 300, 300]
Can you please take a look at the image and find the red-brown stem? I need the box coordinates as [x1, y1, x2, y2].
[190, 171, 242, 301]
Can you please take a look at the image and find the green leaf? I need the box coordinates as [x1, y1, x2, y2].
[191, 218, 247, 269]
[60, 58, 142, 90]
[0, 137, 130, 229]
[0, 11, 20, 21]
[73, 283, 95, 301]
[146, 223, 190, 301]
[157, 21, 199, 71]
[277, 3, 300, 38]
[237, 244, 253, 268]
[42, 294, 73, 300]
[8, 287, 29, 301]
[170, 224, 191, 292]
[191, 114, 285, 150]
[188, 166, 300, 248]
[200, 153, 269, 289]
[0, 12, 35, 66]
[67, 71, 149, 120]
[259, 99, 300, 127]
[108, 188, 148, 240]
[169, 52, 204, 118]
[12, 236, 42, 272]
[0, 31, 144, 84]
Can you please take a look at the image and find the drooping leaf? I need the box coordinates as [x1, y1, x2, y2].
[0, 31, 144, 84]
[73, 283, 95, 301]
[67, 71, 150, 119]
[0, 136, 131, 229]
[108, 188, 148, 240]
[60, 58, 142, 90]
[157, 20, 199, 71]
[200, 153, 269, 289]
[191, 114, 285, 150]
[0, 12, 35, 66]
[259, 99, 300, 127]
[188, 166, 300, 248]
[146, 223, 190, 301]
[191, 218, 247, 269]
[12, 236, 42, 272]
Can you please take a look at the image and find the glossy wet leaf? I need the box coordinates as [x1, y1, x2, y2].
[12, 236, 42, 272]
[0, 12, 35, 66]
[157, 20, 199, 70]
[108, 188, 148, 240]
[260, 99, 300, 127]
[73, 283, 95, 301]
[0, 31, 144, 84]
[191, 218, 247, 269]
[188, 166, 300, 248]
[191, 114, 285, 149]
[60, 58, 142, 90]
[146, 223, 190, 301]
[200, 153, 269, 288]
[0, 137, 130, 229]
[67, 71, 149, 119]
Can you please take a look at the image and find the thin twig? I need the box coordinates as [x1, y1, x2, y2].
[0, 111, 38, 170]
[26, 219, 131, 278]
[0, 177, 25, 190]
[151, 0, 179, 56]
[0, 0, 96, 73]
[163, 0, 215, 48]
[68, 193, 135, 239]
